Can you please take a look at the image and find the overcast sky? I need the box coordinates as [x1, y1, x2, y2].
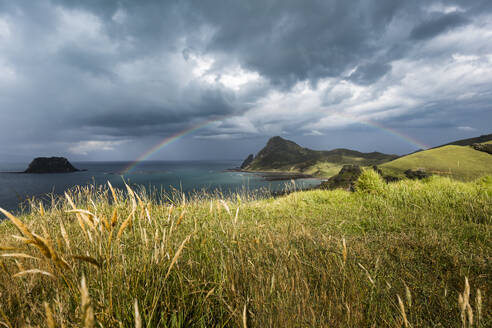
[0, 0, 491, 161]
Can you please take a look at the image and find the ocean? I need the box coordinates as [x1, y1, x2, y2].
[0, 160, 321, 213]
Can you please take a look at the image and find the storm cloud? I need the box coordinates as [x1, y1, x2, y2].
[0, 0, 491, 161]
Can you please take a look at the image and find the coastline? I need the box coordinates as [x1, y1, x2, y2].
[226, 168, 315, 181]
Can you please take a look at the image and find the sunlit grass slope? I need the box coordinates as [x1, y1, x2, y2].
[0, 173, 491, 327]
[381, 145, 492, 180]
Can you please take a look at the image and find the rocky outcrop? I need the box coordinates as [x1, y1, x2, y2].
[240, 154, 254, 169]
[24, 157, 79, 173]
[404, 169, 430, 180]
[320, 164, 362, 191]
[471, 143, 492, 155]
[245, 136, 398, 171]
[372, 165, 401, 182]
[321, 165, 402, 191]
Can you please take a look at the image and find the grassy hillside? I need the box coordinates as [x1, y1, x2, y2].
[0, 175, 490, 327]
[244, 136, 398, 177]
[437, 133, 492, 147]
[381, 145, 492, 180]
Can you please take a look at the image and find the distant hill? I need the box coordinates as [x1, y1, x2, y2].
[381, 134, 492, 181]
[435, 133, 492, 147]
[243, 136, 398, 177]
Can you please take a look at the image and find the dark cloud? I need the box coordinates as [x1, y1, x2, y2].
[410, 12, 470, 40]
[0, 0, 491, 160]
[196, 0, 402, 87]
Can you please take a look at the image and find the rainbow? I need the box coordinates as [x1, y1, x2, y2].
[121, 119, 218, 174]
[122, 114, 429, 174]
[329, 112, 430, 150]
[356, 118, 430, 150]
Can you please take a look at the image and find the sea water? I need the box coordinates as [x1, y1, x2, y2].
[0, 160, 321, 213]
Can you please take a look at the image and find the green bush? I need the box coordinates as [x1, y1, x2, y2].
[354, 168, 386, 195]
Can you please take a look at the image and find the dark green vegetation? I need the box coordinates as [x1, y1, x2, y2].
[242, 136, 398, 177]
[0, 173, 490, 327]
[437, 133, 492, 147]
[319, 164, 363, 190]
[471, 142, 492, 155]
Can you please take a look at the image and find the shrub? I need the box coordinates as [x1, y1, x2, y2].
[355, 168, 386, 195]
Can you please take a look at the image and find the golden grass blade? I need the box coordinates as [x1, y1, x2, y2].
[60, 221, 71, 251]
[205, 287, 215, 300]
[167, 205, 174, 222]
[117, 214, 133, 240]
[476, 289, 482, 326]
[101, 215, 110, 231]
[463, 277, 470, 307]
[234, 206, 239, 224]
[66, 210, 96, 230]
[111, 208, 118, 227]
[80, 275, 95, 328]
[405, 284, 412, 308]
[44, 302, 56, 328]
[459, 294, 465, 327]
[31, 232, 71, 270]
[14, 259, 24, 272]
[31, 233, 54, 260]
[0, 208, 34, 240]
[64, 192, 77, 210]
[39, 202, 45, 216]
[0, 260, 8, 275]
[176, 210, 186, 226]
[107, 228, 114, 250]
[134, 299, 142, 328]
[0, 245, 19, 251]
[71, 255, 101, 269]
[145, 207, 151, 224]
[10, 236, 31, 248]
[13, 269, 56, 279]
[108, 181, 118, 203]
[134, 192, 144, 208]
[0, 306, 13, 328]
[342, 238, 347, 266]
[466, 303, 473, 327]
[164, 234, 191, 281]
[242, 303, 247, 328]
[397, 295, 408, 328]
[66, 192, 90, 235]
[66, 209, 96, 217]
[125, 183, 137, 212]
[219, 200, 231, 215]
[357, 263, 375, 285]
[1, 253, 40, 260]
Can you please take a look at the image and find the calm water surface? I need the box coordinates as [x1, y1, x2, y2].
[0, 160, 321, 213]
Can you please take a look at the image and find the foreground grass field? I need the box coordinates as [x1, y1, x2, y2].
[0, 172, 490, 327]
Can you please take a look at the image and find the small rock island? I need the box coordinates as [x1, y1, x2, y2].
[24, 157, 80, 173]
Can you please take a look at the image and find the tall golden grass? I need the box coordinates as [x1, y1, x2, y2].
[0, 173, 490, 327]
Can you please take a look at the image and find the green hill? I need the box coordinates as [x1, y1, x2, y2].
[243, 136, 398, 177]
[437, 133, 492, 147]
[381, 143, 492, 181]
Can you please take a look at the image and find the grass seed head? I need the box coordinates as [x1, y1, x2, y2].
[44, 302, 55, 328]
